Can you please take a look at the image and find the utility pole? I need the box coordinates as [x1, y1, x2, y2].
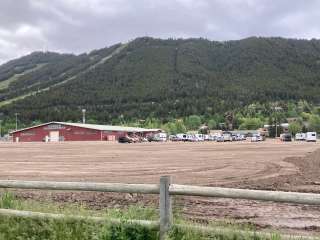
[0, 113, 2, 138]
[275, 116, 277, 138]
[273, 106, 282, 138]
[15, 113, 19, 130]
[82, 109, 86, 124]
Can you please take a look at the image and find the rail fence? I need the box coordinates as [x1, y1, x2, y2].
[0, 176, 320, 240]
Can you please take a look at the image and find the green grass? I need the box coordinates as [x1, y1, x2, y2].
[0, 192, 308, 240]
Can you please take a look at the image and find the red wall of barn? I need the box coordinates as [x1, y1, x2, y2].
[12, 123, 129, 142]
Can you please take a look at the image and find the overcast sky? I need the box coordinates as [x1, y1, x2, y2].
[1, 0, 320, 64]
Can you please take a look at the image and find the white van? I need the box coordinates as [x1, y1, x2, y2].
[306, 132, 317, 142]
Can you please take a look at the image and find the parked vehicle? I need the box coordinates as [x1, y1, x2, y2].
[210, 134, 218, 141]
[194, 134, 204, 141]
[209, 135, 217, 141]
[216, 136, 224, 142]
[185, 134, 193, 142]
[240, 134, 246, 141]
[176, 134, 188, 141]
[306, 132, 317, 142]
[204, 135, 210, 141]
[118, 136, 133, 143]
[222, 133, 232, 142]
[251, 134, 259, 142]
[295, 133, 306, 141]
[150, 132, 167, 142]
[169, 135, 178, 141]
[259, 135, 266, 141]
[148, 133, 167, 142]
[280, 133, 292, 142]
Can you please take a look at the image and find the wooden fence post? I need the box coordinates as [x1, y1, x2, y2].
[159, 176, 172, 240]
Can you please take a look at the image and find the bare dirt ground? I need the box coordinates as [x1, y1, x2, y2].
[0, 140, 320, 236]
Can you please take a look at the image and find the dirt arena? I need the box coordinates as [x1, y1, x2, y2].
[0, 140, 318, 184]
[0, 140, 320, 236]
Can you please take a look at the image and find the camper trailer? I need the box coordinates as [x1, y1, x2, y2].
[295, 133, 306, 141]
[176, 134, 187, 141]
[151, 132, 167, 142]
[306, 132, 317, 142]
[194, 134, 204, 141]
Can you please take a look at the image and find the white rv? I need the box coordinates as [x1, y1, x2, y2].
[295, 133, 306, 141]
[306, 132, 317, 142]
[186, 134, 194, 141]
[176, 134, 187, 141]
[153, 132, 167, 142]
[194, 134, 204, 141]
[160, 133, 168, 141]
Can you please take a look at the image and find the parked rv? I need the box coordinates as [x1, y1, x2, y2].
[306, 132, 317, 142]
[176, 134, 188, 141]
[194, 134, 204, 141]
[186, 134, 195, 142]
[150, 132, 167, 142]
[295, 133, 306, 141]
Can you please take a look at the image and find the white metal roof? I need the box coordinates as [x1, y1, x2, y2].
[10, 121, 161, 134]
[56, 122, 161, 132]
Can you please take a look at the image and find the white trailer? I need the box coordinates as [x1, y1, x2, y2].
[295, 133, 306, 141]
[306, 132, 317, 142]
[222, 133, 232, 142]
[194, 134, 204, 141]
[153, 132, 167, 142]
[176, 134, 187, 141]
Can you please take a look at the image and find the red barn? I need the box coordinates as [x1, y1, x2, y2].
[11, 122, 161, 142]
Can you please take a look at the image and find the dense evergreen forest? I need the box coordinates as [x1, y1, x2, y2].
[0, 37, 320, 134]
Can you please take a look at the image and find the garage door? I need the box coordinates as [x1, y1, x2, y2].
[107, 135, 116, 141]
[49, 131, 60, 142]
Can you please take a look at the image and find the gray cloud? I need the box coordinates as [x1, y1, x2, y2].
[0, 0, 320, 64]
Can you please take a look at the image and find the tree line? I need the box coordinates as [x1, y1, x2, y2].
[1, 100, 319, 137]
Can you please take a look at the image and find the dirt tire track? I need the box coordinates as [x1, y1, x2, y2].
[224, 148, 320, 192]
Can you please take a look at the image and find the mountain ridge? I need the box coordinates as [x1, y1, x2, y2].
[0, 36, 320, 123]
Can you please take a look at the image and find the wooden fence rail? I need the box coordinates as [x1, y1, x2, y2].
[170, 184, 320, 205]
[0, 176, 319, 239]
[0, 180, 159, 194]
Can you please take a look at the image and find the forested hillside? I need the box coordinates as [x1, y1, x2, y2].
[0, 37, 320, 125]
